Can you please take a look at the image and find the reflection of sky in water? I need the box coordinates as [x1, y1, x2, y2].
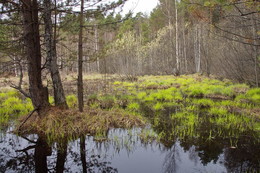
[1, 128, 227, 173]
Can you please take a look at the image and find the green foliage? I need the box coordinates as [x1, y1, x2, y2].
[208, 107, 228, 116]
[0, 90, 33, 125]
[99, 95, 116, 109]
[246, 88, 260, 104]
[127, 102, 140, 112]
[60, 14, 80, 34]
[49, 96, 55, 105]
[184, 84, 204, 97]
[235, 88, 260, 105]
[137, 91, 147, 100]
[140, 22, 150, 44]
[153, 102, 164, 111]
[192, 98, 215, 108]
[66, 95, 77, 108]
[117, 18, 135, 38]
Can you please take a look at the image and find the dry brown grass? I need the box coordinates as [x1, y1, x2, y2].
[16, 106, 146, 142]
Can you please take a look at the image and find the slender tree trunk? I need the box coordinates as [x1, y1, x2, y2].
[195, 24, 201, 73]
[43, 0, 68, 109]
[183, 28, 187, 73]
[198, 24, 201, 73]
[78, 0, 84, 112]
[206, 8, 212, 76]
[251, 14, 259, 87]
[95, 24, 100, 73]
[175, 0, 180, 75]
[21, 0, 49, 115]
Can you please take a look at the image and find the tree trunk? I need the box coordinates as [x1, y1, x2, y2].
[43, 0, 68, 109]
[175, 0, 180, 75]
[95, 24, 100, 73]
[78, 0, 84, 112]
[251, 14, 259, 87]
[21, 0, 50, 115]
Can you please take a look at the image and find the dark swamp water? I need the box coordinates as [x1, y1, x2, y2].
[0, 125, 259, 173]
[1, 105, 260, 173]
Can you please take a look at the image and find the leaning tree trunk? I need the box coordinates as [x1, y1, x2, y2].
[43, 0, 68, 109]
[21, 0, 50, 115]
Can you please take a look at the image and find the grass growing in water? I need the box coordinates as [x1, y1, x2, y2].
[0, 74, 258, 146]
[16, 107, 146, 143]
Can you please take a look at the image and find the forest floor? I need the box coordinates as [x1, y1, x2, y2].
[0, 73, 259, 143]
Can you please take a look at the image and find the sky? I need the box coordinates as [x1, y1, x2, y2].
[121, 0, 159, 15]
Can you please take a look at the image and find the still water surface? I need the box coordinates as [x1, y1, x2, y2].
[1, 126, 259, 173]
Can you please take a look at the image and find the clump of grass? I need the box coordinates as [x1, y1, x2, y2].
[49, 96, 54, 105]
[66, 95, 77, 108]
[137, 91, 147, 100]
[192, 99, 215, 109]
[235, 88, 260, 105]
[87, 93, 98, 106]
[208, 107, 228, 116]
[16, 107, 146, 143]
[115, 94, 131, 109]
[153, 102, 164, 111]
[0, 90, 33, 125]
[184, 84, 204, 98]
[204, 85, 233, 97]
[229, 83, 249, 94]
[127, 102, 140, 112]
[246, 88, 260, 104]
[99, 94, 116, 109]
[113, 81, 122, 85]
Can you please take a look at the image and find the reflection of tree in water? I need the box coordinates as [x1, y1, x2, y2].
[79, 136, 118, 173]
[162, 143, 180, 173]
[150, 108, 260, 172]
[0, 133, 118, 173]
[223, 136, 260, 173]
[0, 134, 36, 172]
[0, 122, 259, 173]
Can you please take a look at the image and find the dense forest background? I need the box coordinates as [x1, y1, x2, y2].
[0, 0, 259, 86]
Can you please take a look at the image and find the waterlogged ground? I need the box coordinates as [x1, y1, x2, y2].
[0, 74, 260, 172]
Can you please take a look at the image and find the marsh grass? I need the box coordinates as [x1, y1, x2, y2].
[0, 90, 33, 126]
[107, 75, 260, 145]
[16, 107, 146, 143]
[1, 74, 259, 145]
